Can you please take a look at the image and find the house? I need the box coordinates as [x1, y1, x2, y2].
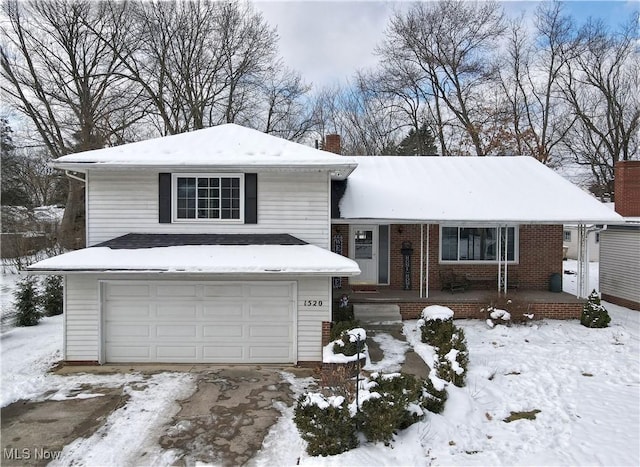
[599, 161, 640, 311]
[563, 224, 601, 261]
[28, 125, 622, 365]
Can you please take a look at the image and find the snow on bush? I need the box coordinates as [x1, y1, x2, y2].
[421, 305, 454, 321]
[324, 324, 368, 363]
[581, 290, 611, 328]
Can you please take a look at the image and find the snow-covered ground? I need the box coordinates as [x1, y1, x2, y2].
[1, 262, 639, 466]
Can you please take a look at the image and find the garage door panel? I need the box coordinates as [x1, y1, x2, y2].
[109, 346, 150, 358]
[248, 304, 291, 319]
[247, 284, 291, 297]
[202, 346, 244, 359]
[156, 285, 197, 297]
[203, 284, 244, 297]
[156, 346, 197, 358]
[156, 304, 197, 319]
[104, 281, 295, 363]
[107, 304, 151, 318]
[202, 303, 244, 319]
[108, 324, 150, 338]
[249, 324, 291, 338]
[106, 284, 150, 298]
[202, 324, 244, 338]
[156, 324, 196, 337]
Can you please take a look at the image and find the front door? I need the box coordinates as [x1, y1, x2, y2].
[350, 225, 378, 284]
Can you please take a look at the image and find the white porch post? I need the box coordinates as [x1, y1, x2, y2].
[420, 224, 424, 298]
[425, 224, 430, 298]
[576, 223, 589, 298]
[497, 226, 508, 294]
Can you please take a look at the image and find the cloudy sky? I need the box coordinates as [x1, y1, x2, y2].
[254, 0, 638, 89]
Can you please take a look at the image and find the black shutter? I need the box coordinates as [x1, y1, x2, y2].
[158, 173, 172, 223]
[244, 173, 258, 224]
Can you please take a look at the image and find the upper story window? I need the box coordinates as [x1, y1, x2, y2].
[173, 174, 244, 222]
[564, 230, 572, 242]
[441, 226, 517, 263]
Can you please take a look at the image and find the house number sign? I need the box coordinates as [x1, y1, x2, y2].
[303, 300, 323, 307]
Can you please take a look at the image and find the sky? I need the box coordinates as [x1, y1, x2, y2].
[253, 0, 638, 89]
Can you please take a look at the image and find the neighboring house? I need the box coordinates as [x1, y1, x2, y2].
[600, 161, 640, 311]
[28, 125, 621, 365]
[563, 224, 601, 260]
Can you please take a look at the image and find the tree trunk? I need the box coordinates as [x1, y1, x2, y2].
[59, 178, 85, 249]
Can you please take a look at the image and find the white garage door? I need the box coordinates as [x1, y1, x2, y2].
[103, 281, 296, 363]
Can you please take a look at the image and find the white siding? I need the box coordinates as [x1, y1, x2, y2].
[65, 274, 100, 361]
[600, 228, 640, 305]
[297, 277, 331, 362]
[64, 274, 331, 363]
[86, 171, 330, 248]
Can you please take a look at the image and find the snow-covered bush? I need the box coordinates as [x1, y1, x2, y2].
[421, 375, 448, 414]
[294, 393, 358, 456]
[42, 275, 63, 316]
[419, 305, 469, 387]
[356, 372, 425, 445]
[581, 290, 611, 328]
[14, 276, 41, 326]
[332, 327, 367, 357]
[483, 296, 535, 327]
[329, 319, 360, 342]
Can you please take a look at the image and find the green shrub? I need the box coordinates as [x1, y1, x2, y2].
[333, 301, 354, 322]
[330, 320, 360, 342]
[42, 275, 63, 316]
[420, 377, 448, 414]
[14, 276, 41, 326]
[331, 323, 365, 357]
[294, 393, 358, 456]
[581, 290, 611, 328]
[420, 313, 469, 387]
[435, 328, 469, 387]
[358, 395, 402, 445]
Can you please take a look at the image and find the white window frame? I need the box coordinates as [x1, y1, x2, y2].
[564, 230, 572, 242]
[439, 225, 519, 264]
[171, 173, 244, 223]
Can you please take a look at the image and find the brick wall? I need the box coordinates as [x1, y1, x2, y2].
[602, 293, 640, 311]
[398, 301, 582, 320]
[324, 134, 341, 155]
[614, 160, 640, 217]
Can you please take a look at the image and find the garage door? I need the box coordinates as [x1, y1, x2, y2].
[103, 281, 296, 363]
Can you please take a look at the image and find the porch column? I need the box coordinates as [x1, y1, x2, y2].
[576, 223, 589, 298]
[497, 225, 508, 294]
[420, 224, 424, 298]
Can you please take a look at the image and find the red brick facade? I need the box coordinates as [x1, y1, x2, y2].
[397, 301, 581, 320]
[332, 223, 564, 294]
[602, 293, 640, 311]
[614, 160, 640, 217]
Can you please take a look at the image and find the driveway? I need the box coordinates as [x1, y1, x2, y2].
[1, 366, 314, 466]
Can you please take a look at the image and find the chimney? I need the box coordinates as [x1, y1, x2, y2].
[324, 134, 341, 155]
[614, 160, 640, 217]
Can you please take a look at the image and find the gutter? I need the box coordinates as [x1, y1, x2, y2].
[64, 170, 86, 183]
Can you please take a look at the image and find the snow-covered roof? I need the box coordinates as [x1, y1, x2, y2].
[27, 244, 361, 276]
[52, 124, 357, 179]
[338, 156, 624, 224]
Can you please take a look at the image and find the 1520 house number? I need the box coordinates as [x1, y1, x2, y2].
[303, 300, 323, 307]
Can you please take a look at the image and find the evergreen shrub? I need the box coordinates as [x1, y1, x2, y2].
[14, 276, 41, 326]
[294, 393, 358, 456]
[42, 275, 63, 316]
[421, 377, 448, 414]
[580, 290, 611, 328]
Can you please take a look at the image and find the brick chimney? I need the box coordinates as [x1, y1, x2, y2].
[614, 160, 640, 217]
[324, 134, 341, 155]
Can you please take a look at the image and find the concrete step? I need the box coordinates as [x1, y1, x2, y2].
[353, 304, 402, 324]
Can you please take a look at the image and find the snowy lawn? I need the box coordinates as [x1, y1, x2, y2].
[2, 262, 639, 465]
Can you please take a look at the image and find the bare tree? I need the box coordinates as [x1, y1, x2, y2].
[383, 0, 506, 156]
[560, 15, 639, 200]
[1, 0, 144, 248]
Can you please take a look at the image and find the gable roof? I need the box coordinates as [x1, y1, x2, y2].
[52, 124, 357, 179]
[337, 156, 623, 224]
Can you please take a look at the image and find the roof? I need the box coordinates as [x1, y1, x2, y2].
[52, 124, 356, 179]
[27, 234, 360, 276]
[93, 233, 307, 248]
[337, 156, 624, 224]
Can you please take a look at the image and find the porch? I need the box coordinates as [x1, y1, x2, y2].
[333, 287, 585, 320]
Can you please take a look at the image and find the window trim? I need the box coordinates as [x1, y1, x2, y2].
[439, 225, 519, 264]
[171, 173, 245, 223]
[563, 230, 572, 242]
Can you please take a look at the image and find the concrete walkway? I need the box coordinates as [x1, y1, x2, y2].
[363, 323, 430, 379]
